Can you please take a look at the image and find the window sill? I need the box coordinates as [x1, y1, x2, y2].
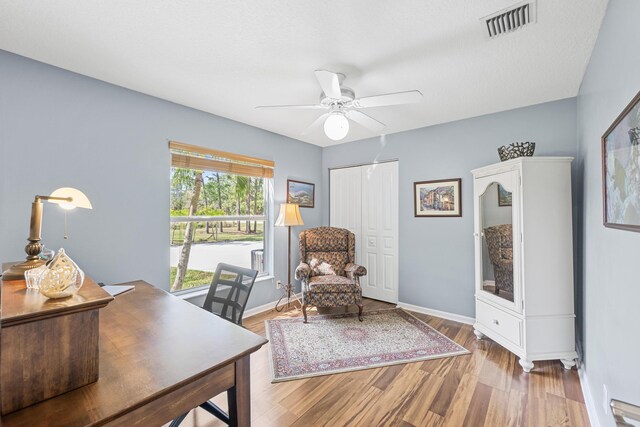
[175, 287, 209, 300]
[175, 275, 275, 301]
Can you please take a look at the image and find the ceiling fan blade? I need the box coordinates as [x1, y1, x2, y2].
[345, 110, 386, 132]
[302, 113, 331, 135]
[352, 90, 423, 108]
[255, 104, 326, 110]
[314, 70, 342, 99]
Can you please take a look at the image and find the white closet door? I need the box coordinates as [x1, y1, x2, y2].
[361, 162, 398, 303]
[329, 167, 362, 249]
[330, 162, 398, 304]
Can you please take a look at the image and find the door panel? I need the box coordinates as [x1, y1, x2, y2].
[330, 162, 398, 304]
[330, 167, 362, 243]
[361, 162, 399, 303]
[384, 255, 394, 291]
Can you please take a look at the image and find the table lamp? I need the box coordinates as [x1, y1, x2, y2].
[2, 187, 92, 281]
[274, 203, 304, 309]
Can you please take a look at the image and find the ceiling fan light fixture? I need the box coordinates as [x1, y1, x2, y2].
[324, 112, 349, 141]
[256, 70, 419, 140]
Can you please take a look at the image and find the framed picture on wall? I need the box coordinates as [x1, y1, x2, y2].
[414, 178, 462, 217]
[287, 179, 315, 208]
[602, 90, 640, 232]
[498, 184, 512, 207]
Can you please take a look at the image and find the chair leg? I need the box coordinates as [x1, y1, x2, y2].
[171, 399, 229, 426]
[357, 304, 363, 321]
[302, 304, 308, 323]
[199, 400, 230, 424]
[168, 412, 189, 427]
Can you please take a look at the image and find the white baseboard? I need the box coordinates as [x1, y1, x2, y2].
[243, 292, 302, 319]
[397, 302, 475, 325]
[578, 364, 601, 427]
[243, 297, 475, 325]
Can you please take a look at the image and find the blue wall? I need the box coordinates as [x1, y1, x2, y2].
[0, 50, 579, 320]
[4, 4, 640, 422]
[576, 0, 640, 425]
[0, 50, 322, 309]
[322, 98, 578, 317]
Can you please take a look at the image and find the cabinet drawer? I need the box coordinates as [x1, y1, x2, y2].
[477, 300, 522, 347]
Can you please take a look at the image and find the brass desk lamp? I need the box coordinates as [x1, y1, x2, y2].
[2, 187, 92, 281]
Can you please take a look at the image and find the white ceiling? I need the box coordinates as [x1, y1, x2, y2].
[0, 1, 608, 147]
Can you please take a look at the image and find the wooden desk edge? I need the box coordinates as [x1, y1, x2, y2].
[97, 281, 269, 425]
[100, 345, 266, 426]
[1, 297, 113, 327]
[1, 279, 269, 426]
[0, 279, 114, 327]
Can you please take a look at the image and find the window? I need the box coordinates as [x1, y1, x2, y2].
[168, 141, 274, 293]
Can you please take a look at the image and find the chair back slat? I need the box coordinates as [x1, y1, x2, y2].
[202, 263, 259, 326]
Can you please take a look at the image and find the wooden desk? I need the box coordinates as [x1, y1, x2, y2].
[1, 273, 114, 414]
[1, 281, 268, 426]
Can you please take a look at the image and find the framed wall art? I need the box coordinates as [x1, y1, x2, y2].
[414, 178, 462, 217]
[287, 179, 315, 208]
[602, 90, 640, 232]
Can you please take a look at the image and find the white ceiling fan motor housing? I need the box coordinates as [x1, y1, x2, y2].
[318, 72, 355, 108]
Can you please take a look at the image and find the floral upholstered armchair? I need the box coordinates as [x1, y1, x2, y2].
[484, 224, 513, 295]
[295, 227, 367, 323]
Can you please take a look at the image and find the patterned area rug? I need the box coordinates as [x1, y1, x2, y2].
[265, 308, 469, 382]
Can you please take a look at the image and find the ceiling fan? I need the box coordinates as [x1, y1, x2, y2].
[255, 70, 423, 141]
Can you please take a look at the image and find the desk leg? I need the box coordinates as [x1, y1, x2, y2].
[228, 355, 251, 427]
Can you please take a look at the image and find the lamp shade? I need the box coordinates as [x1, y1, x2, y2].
[275, 203, 304, 227]
[48, 187, 93, 210]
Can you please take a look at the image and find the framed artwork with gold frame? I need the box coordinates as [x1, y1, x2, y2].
[414, 178, 462, 217]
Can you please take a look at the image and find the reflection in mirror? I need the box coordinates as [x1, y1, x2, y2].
[480, 182, 514, 303]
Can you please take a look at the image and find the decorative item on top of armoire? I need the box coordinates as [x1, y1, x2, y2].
[472, 157, 577, 373]
[497, 141, 536, 161]
[287, 179, 315, 208]
[1, 187, 92, 281]
[413, 178, 462, 217]
[602, 90, 640, 232]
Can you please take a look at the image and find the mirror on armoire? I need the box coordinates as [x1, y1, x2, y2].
[479, 182, 514, 303]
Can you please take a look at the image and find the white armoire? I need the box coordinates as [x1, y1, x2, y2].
[471, 157, 577, 373]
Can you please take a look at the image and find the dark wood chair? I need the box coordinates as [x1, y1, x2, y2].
[170, 263, 259, 427]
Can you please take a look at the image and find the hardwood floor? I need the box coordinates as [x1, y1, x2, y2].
[175, 299, 589, 427]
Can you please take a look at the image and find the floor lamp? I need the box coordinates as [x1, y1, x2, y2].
[274, 203, 304, 311]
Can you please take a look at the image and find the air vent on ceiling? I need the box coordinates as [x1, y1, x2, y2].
[483, 0, 537, 39]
